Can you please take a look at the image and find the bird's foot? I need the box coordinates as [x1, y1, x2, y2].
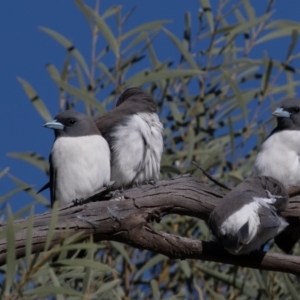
[144, 179, 156, 186]
[72, 198, 85, 206]
[108, 188, 124, 201]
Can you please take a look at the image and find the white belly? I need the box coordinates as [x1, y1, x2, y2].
[253, 131, 300, 187]
[110, 112, 163, 188]
[51, 135, 110, 206]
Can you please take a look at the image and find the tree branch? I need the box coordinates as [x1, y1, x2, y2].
[1, 175, 300, 274]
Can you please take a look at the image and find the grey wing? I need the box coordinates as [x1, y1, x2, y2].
[259, 205, 281, 229]
[49, 154, 57, 207]
[37, 181, 50, 194]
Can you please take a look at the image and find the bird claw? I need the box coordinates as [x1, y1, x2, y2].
[72, 198, 85, 206]
[147, 179, 156, 186]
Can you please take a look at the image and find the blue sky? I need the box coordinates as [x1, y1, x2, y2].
[1, 0, 300, 215]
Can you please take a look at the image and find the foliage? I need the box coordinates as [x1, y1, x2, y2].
[1, 0, 300, 298]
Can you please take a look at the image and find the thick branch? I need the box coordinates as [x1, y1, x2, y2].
[1, 175, 300, 274]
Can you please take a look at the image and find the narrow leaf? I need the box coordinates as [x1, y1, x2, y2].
[17, 77, 52, 121]
[150, 279, 160, 300]
[4, 206, 15, 297]
[121, 20, 171, 41]
[199, 0, 214, 33]
[40, 26, 89, 75]
[164, 29, 198, 69]
[7, 152, 49, 174]
[126, 69, 204, 87]
[8, 175, 49, 206]
[0, 168, 9, 180]
[221, 68, 248, 124]
[44, 201, 59, 251]
[25, 206, 34, 268]
[51, 77, 105, 114]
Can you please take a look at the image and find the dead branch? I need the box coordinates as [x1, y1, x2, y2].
[1, 175, 300, 274]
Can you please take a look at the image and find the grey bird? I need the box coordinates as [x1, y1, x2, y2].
[39, 110, 111, 207]
[95, 88, 163, 189]
[253, 98, 300, 187]
[208, 176, 289, 255]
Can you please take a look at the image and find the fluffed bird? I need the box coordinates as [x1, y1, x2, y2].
[253, 98, 300, 187]
[39, 110, 111, 206]
[208, 176, 289, 255]
[95, 88, 163, 189]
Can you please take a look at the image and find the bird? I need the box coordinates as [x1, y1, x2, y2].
[95, 87, 163, 189]
[253, 98, 300, 187]
[38, 110, 111, 207]
[208, 176, 289, 255]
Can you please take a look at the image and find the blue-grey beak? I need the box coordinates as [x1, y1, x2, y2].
[272, 107, 291, 118]
[44, 119, 64, 131]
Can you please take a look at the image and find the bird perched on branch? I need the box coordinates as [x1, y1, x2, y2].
[38, 110, 111, 207]
[253, 98, 300, 187]
[95, 88, 163, 189]
[253, 98, 300, 253]
[208, 176, 289, 255]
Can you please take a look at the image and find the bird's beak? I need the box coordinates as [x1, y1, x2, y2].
[44, 119, 64, 131]
[272, 107, 291, 118]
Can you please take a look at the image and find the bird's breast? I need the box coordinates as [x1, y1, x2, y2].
[51, 135, 110, 205]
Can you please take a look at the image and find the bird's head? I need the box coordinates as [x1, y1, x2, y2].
[44, 110, 100, 138]
[273, 98, 300, 131]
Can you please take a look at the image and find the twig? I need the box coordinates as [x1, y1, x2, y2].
[192, 161, 231, 190]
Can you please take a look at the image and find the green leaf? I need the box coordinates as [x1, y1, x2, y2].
[256, 26, 299, 45]
[121, 20, 171, 41]
[24, 286, 82, 297]
[7, 152, 49, 174]
[178, 260, 191, 278]
[4, 206, 15, 297]
[0, 168, 9, 180]
[40, 26, 89, 75]
[283, 274, 300, 300]
[0, 186, 25, 204]
[102, 5, 121, 19]
[126, 69, 204, 87]
[134, 254, 167, 280]
[286, 29, 298, 59]
[221, 68, 248, 124]
[198, 265, 258, 297]
[199, 0, 214, 33]
[8, 174, 49, 206]
[150, 279, 160, 300]
[46, 64, 61, 79]
[97, 62, 116, 84]
[51, 77, 105, 114]
[163, 29, 198, 69]
[44, 201, 59, 251]
[17, 77, 52, 121]
[74, 0, 118, 55]
[93, 279, 121, 296]
[48, 268, 65, 300]
[260, 58, 273, 99]
[110, 241, 131, 265]
[26, 206, 34, 268]
[53, 259, 115, 273]
[243, 0, 255, 21]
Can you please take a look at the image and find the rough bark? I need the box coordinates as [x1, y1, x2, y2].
[1, 175, 300, 274]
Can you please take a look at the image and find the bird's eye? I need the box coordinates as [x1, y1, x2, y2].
[69, 119, 76, 125]
[295, 107, 300, 113]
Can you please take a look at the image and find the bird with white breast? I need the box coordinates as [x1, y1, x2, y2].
[253, 98, 300, 187]
[95, 87, 163, 189]
[39, 110, 111, 207]
[208, 176, 289, 255]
